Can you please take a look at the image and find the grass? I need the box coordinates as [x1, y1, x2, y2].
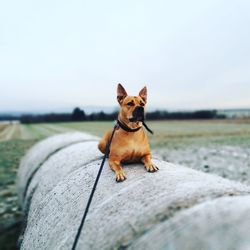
[0, 139, 38, 250]
[0, 119, 250, 249]
[57, 121, 112, 136]
[145, 120, 250, 148]
[0, 124, 8, 132]
[2, 119, 249, 145]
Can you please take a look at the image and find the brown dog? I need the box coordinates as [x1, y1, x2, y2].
[98, 84, 158, 182]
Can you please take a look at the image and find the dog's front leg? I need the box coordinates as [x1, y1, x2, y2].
[142, 154, 159, 172]
[109, 157, 126, 182]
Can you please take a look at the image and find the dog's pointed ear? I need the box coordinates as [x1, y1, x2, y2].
[139, 86, 147, 103]
[117, 83, 128, 104]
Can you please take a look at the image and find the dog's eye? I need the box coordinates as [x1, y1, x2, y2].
[127, 102, 134, 106]
[140, 102, 145, 106]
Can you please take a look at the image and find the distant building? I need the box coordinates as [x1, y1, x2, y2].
[218, 109, 250, 118]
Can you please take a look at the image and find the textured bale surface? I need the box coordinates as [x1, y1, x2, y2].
[17, 132, 99, 205]
[23, 141, 102, 211]
[130, 196, 250, 250]
[17, 133, 250, 250]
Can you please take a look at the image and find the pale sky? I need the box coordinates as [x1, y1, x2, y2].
[0, 0, 250, 112]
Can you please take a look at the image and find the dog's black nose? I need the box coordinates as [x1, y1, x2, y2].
[131, 106, 145, 122]
[137, 106, 144, 113]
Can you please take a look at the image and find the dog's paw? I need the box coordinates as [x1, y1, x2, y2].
[115, 170, 127, 182]
[144, 163, 159, 173]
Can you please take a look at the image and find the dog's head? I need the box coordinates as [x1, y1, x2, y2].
[117, 84, 147, 124]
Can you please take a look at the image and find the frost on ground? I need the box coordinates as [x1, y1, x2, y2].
[153, 144, 250, 185]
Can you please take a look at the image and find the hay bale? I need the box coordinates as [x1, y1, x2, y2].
[129, 196, 250, 250]
[17, 132, 250, 250]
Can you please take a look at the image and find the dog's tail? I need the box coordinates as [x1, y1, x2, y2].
[98, 140, 106, 154]
[98, 131, 112, 154]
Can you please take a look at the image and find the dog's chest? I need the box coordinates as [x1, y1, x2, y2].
[113, 134, 149, 162]
[125, 140, 141, 156]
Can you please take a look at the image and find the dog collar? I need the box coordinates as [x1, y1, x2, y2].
[117, 120, 142, 133]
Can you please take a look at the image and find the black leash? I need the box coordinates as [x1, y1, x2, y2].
[142, 121, 154, 134]
[71, 123, 119, 250]
[71, 120, 153, 250]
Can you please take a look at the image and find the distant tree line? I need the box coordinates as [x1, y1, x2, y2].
[146, 110, 225, 120]
[7, 107, 225, 124]
[18, 108, 117, 123]
[0, 115, 19, 121]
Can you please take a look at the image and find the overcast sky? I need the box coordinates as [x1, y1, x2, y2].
[0, 0, 250, 112]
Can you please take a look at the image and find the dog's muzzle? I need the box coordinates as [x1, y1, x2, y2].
[129, 106, 145, 122]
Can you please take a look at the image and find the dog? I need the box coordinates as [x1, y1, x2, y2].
[98, 84, 158, 182]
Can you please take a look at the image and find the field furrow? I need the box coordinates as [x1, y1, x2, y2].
[41, 124, 76, 133]
[19, 123, 76, 140]
[0, 127, 9, 139]
[19, 125, 37, 140]
[0, 122, 21, 141]
[0, 123, 8, 133]
[23, 124, 56, 140]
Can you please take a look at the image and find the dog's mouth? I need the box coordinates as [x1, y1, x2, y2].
[129, 117, 144, 122]
[129, 106, 145, 122]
